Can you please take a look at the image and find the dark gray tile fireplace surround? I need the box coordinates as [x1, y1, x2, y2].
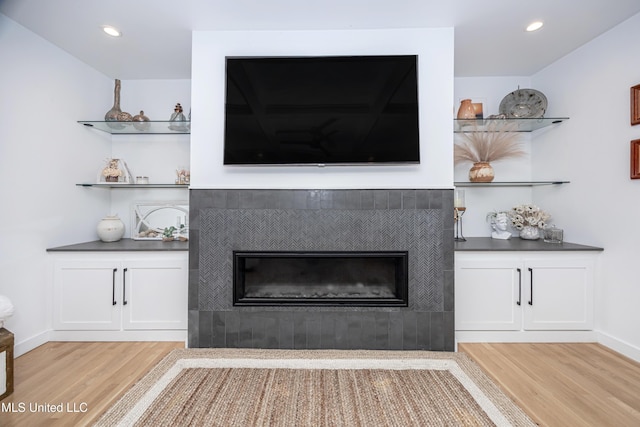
[189, 189, 454, 351]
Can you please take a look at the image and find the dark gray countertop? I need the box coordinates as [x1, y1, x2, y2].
[455, 237, 603, 252]
[47, 238, 188, 252]
[48, 237, 603, 253]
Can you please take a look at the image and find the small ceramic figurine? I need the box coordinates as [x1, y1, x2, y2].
[170, 103, 186, 121]
[489, 212, 512, 240]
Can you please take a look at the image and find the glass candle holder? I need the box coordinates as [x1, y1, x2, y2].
[543, 225, 564, 243]
[454, 189, 466, 241]
[454, 189, 465, 209]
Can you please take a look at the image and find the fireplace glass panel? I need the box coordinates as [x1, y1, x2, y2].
[233, 251, 408, 306]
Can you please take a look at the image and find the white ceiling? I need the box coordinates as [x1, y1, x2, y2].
[2, 0, 639, 80]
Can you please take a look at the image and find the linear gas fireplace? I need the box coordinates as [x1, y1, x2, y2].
[233, 251, 408, 307]
[189, 189, 454, 351]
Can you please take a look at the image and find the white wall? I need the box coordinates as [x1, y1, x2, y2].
[0, 14, 111, 354]
[532, 12, 640, 359]
[190, 28, 454, 190]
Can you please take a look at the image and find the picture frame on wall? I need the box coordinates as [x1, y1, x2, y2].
[631, 139, 640, 179]
[631, 84, 640, 125]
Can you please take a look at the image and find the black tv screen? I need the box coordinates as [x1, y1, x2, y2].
[223, 55, 420, 166]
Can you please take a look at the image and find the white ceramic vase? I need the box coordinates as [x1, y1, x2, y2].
[97, 215, 125, 242]
[519, 225, 540, 240]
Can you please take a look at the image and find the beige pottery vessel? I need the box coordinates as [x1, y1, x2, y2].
[468, 162, 495, 182]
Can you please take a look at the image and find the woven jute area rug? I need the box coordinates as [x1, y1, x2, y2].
[94, 348, 536, 427]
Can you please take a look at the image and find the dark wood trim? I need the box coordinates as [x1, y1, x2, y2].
[0, 328, 14, 400]
[632, 139, 640, 179]
[631, 84, 640, 125]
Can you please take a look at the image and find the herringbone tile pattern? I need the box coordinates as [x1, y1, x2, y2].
[199, 208, 443, 312]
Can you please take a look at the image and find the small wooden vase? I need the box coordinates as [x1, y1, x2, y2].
[468, 162, 495, 182]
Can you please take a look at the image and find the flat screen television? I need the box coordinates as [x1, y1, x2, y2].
[223, 55, 420, 166]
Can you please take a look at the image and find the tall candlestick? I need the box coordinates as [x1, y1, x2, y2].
[454, 189, 465, 208]
[454, 189, 466, 241]
[454, 208, 466, 241]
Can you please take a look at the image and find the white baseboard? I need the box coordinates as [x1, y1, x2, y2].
[49, 330, 187, 342]
[14, 330, 51, 357]
[13, 330, 186, 357]
[597, 331, 640, 362]
[15, 329, 639, 363]
[456, 330, 597, 343]
[455, 329, 640, 362]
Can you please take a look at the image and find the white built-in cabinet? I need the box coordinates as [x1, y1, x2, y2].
[47, 119, 191, 342]
[50, 252, 187, 341]
[455, 251, 598, 342]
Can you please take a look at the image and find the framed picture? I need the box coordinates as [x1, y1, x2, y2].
[632, 84, 640, 125]
[631, 139, 640, 179]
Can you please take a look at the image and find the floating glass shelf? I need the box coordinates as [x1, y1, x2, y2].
[78, 121, 190, 134]
[454, 181, 570, 187]
[454, 117, 568, 133]
[76, 183, 189, 189]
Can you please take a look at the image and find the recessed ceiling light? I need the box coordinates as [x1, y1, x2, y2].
[526, 21, 544, 32]
[102, 25, 121, 37]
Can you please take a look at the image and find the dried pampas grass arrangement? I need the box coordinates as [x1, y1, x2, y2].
[454, 121, 526, 165]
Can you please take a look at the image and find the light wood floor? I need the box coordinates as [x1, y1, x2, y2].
[1, 342, 639, 426]
[459, 343, 640, 427]
[0, 341, 184, 427]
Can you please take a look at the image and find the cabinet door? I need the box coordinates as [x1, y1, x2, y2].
[455, 257, 523, 331]
[523, 258, 594, 330]
[121, 256, 188, 330]
[53, 260, 121, 330]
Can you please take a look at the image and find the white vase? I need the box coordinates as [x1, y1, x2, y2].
[519, 225, 540, 240]
[97, 215, 125, 242]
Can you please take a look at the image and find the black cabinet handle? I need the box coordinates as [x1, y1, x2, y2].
[516, 268, 522, 306]
[123, 268, 128, 305]
[528, 268, 533, 306]
[112, 268, 117, 305]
